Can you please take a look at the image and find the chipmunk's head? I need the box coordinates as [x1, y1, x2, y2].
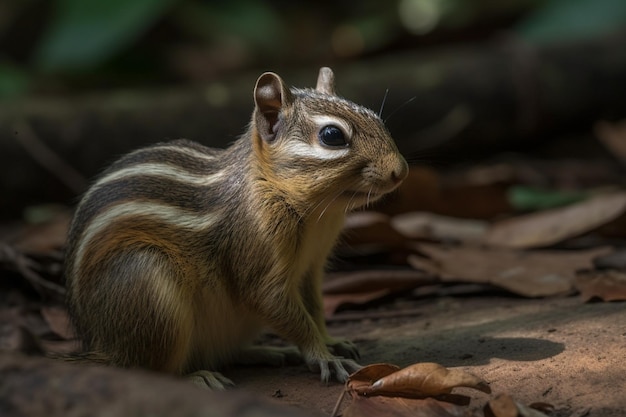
[251, 67, 408, 214]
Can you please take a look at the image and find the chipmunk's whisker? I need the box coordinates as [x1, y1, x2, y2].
[317, 189, 344, 223]
[366, 187, 373, 208]
[384, 96, 416, 124]
[378, 88, 389, 118]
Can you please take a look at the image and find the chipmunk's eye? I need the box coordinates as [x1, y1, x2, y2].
[319, 125, 347, 147]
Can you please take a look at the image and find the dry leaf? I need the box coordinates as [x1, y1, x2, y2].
[9, 207, 72, 254]
[485, 393, 550, 417]
[0, 323, 44, 355]
[347, 363, 401, 393]
[575, 269, 626, 302]
[40, 306, 75, 340]
[344, 211, 390, 228]
[348, 363, 490, 399]
[592, 248, 626, 269]
[484, 192, 626, 249]
[324, 270, 437, 294]
[342, 395, 475, 417]
[390, 212, 488, 243]
[379, 166, 511, 219]
[323, 290, 391, 318]
[323, 270, 437, 317]
[341, 212, 408, 253]
[595, 120, 626, 164]
[373, 166, 442, 216]
[409, 243, 611, 297]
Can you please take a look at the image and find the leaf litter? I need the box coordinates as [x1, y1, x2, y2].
[483, 191, 626, 249]
[484, 394, 552, 417]
[333, 363, 557, 417]
[349, 362, 491, 398]
[574, 269, 626, 302]
[408, 243, 611, 297]
[326, 186, 626, 313]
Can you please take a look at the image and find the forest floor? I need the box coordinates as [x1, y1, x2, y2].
[2, 291, 624, 417]
[228, 294, 626, 417]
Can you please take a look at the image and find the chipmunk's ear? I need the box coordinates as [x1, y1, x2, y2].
[254, 72, 293, 142]
[316, 67, 335, 95]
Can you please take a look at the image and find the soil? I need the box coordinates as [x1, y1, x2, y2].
[3, 275, 625, 416]
[224, 294, 626, 416]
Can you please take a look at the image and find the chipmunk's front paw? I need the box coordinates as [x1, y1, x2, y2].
[327, 338, 360, 360]
[307, 356, 362, 384]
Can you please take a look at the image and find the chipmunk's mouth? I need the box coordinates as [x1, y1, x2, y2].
[341, 190, 383, 201]
[342, 182, 401, 201]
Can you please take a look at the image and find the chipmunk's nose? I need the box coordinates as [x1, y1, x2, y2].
[390, 157, 409, 185]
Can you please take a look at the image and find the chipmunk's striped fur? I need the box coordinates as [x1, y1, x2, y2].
[64, 68, 408, 388]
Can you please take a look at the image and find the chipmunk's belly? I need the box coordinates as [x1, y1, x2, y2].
[189, 284, 261, 369]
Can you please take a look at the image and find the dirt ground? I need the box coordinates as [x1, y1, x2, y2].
[2, 284, 625, 416]
[223, 294, 626, 416]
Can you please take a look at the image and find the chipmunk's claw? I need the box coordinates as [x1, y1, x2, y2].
[309, 357, 362, 384]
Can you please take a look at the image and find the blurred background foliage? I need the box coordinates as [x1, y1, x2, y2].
[1, 0, 625, 99]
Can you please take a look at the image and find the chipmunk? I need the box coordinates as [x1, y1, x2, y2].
[64, 67, 408, 389]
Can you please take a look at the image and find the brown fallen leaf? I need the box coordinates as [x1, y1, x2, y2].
[484, 393, 550, 417]
[341, 211, 408, 253]
[484, 192, 626, 249]
[374, 165, 511, 219]
[348, 363, 491, 398]
[595, 119, 626, 164]
[323, 289, 391, 318]
[323, 270, 438, 317]
[8, 206, 72, 254]
[574, 269, 626, 302]
[0, 323, 44, 355]
[390, 212, 489, 243]
[40, 306, 76, 340]
[409, 243, 611, 297]
[593, 248, 626, 269]
[347, 363, 401, 393]
[342, 395, 476, 417]
[324, 269, 437, 295]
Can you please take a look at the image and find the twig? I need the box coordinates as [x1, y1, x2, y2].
[330, 388, 347, 417]
[0, 243, 66, 300]
[12, 120, 87, 194]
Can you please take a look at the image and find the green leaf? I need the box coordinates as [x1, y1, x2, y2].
[517, 0, 626, 44]
[34, 0, 175, 72]
[508, 186, 589, 211]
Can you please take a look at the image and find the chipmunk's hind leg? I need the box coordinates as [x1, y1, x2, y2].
[187, 370, 235, 389]
[73, 247, 195, 373]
